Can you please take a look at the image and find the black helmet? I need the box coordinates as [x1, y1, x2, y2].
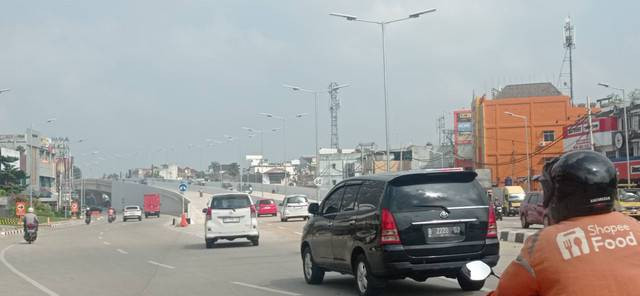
[541, 150, 617, 222]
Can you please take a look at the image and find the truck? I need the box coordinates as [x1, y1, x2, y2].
[143, 193, 161, 218]
[493, 186, 526, 216]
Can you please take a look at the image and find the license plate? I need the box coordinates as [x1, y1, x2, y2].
[223, 217, 240, 223]
[427, 224, 464, 238]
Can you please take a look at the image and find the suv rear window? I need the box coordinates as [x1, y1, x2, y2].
[258, 199, 274, 205]
[387, 174, 486, 212]
[286, 196, 307, 204]
[125, 206, 139, 210]
[211, 195, 251, 209]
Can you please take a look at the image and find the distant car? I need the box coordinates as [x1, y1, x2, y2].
[520, 191, 548, 228]
[255, 198, 277, 217]
[202, 193, 259, 248]
[279, 195, 310, 222]
[123, 205, 143, 222]
[222, 182, 233, 190]
[300, 169, 499, 295]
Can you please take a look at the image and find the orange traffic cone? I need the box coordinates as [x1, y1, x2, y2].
[180, 213, 188, 227]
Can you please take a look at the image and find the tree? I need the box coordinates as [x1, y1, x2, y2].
[0, 155, 28, 195]
[208, 162, 221, 174]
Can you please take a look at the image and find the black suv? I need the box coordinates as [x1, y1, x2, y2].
[300, 169, 499, 296]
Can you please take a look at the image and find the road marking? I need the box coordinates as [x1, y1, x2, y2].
[293, 232, 302, 235]
[116, 249, 128, 254]
[231, 282, 301, 296]
[99, 232, 103, 235]
[147, 260, 175, 269]
[438, 277, 492, 292]
[1, 245, 60, 296]
[103, 241, 111, 245]
[98, 236, 103, 240]
[277, 226, 286, 230]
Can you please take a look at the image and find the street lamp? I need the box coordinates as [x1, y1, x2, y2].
[0, 88, 10, 94]
[283, 83, 350, 189]
[504, 112, 531, 192]
[598, 83, 631, 186]
[243, 127, 265, 197]
[330, 8, 436, 172]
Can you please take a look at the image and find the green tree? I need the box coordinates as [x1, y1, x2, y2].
[0, 155, 28, 195]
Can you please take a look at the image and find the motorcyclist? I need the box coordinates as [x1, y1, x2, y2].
[489, 150, 640, 295]
[85, 207, 92, 222]
[23, 207, 39, 232]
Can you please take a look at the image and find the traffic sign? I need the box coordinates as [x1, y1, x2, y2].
[178, 183, 188, 192]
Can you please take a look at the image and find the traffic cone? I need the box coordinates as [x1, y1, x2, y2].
[180, 213, 188, 227]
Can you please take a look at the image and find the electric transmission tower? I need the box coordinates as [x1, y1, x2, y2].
[558, 16, 575, 104]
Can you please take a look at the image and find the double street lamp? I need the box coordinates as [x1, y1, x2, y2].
[504, 112, 531, 192]
[330, 8, 436, 172]
[598, 83, 631, 186]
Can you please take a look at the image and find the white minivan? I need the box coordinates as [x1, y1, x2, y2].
[279, 194, 311, 222]
[202, 193, 259, 248]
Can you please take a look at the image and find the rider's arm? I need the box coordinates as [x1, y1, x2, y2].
[487, 256, 538, 296]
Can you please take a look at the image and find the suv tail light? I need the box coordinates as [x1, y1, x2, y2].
[205, 208, 212, 221]
[250, 205, 257, 218]
[487, 205, 497, 238]
[380, 208, 401, 245]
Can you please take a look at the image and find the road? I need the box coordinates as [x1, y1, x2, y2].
[0, 189, 525, 296]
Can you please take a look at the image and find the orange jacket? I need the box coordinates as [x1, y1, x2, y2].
[489, 211, 640, 296]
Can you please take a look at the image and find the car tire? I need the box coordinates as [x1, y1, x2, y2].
[521, 215, 530, 229]
[302, 247, 325, 285]
[205, 239, 215, 249]
[282, 217, 288, 222]
[123, 218, 126, 222]
[145, 213, 148, 218]
[273, 213, 277, 217]
[354, 254, 385, 296]
[138, 216, 142, 221]
[250, 237, 259, 246]
[457, 271, 486, 291]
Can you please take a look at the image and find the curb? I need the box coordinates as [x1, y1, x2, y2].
[499, 230, 537, 243]
[1, 220, 85, 238]
[0, 228, 23, 237]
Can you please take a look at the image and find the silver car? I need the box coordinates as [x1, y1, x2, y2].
[279, 195, 311, 222]
[123, 205, 142, 222]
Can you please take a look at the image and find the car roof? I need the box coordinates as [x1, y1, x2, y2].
[124, 205, 139, 208]
[340, 169, 477, 184]
[211, 193, 250, 198]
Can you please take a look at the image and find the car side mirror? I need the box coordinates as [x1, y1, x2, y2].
[460, 260, 492, 282]
[202, 208, 208, 214]
[308, 203, 320, 215]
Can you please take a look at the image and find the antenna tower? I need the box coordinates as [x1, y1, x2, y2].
[558, 16, 576, 104]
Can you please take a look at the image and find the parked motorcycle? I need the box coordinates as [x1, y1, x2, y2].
[24, 223, 37, 244]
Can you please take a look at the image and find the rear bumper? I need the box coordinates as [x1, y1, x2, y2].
[258, 209, 277, 215]
[205, 229, 259, 240]
[373, 239, 500, 278]
[124, 214, 141, 219]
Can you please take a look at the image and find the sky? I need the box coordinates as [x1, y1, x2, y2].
[0, 1, 638, 177]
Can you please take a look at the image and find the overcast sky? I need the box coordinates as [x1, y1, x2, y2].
[1, 1, 638, 177]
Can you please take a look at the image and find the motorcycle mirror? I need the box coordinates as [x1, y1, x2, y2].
[461, 260, 492, 281]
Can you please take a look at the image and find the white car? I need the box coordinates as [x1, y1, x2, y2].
[123, 205, 142, 222]
[279, 195, 311, 222]
[202, 193, 259, 248]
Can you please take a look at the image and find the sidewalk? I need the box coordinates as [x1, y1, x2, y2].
[1, 218, 86, 238]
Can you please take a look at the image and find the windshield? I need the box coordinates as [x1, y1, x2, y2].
[388, 179, 486, 212]
[125, 206, 138, 210]
[258, 199, 274, 205]
[509, 194, 526, 202]
[211, 195, 251, 209]
[286, 196, 308, 204]
[620, 193, 640, 202]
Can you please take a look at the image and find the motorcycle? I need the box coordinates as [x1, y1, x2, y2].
[24, 223, 37, 244]
[495, 205, 504, 221]
[85, 215, 91, 225]
[108, 214, 116, 223]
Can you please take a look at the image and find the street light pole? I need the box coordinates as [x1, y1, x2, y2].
[242, 127, 265, 197]
[505, 112, 531, 192]
[330, 9, 436, 172]
[598, 83, 631, 186]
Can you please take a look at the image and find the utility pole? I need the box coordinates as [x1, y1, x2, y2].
[587, 96, 595, 151]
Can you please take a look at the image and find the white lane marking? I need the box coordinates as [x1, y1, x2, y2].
[103, 241, 111, 245]
[98, 236, 103, 240]
[231, 281, 301, 296]
[116, 249, 128, 254]
[277, 226, 286, 230]
[99, 232, 104, 235]
[438, 277, 492, 292]
[147, 260, 175, 269]
[1, 245, 60, 296]
[294, 232, 302, 235]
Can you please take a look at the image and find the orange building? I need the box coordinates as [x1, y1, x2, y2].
[472, 83, 587, 189]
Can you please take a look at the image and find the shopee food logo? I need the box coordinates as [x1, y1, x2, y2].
[555, 224, 637, 260]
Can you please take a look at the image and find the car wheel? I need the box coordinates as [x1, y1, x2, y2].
[138, 217, 142, 221]
[354, 254, 385, 296]
[282, 217, 288, 222]
[521, 215, 530, 229]
[273, 213, 277, 217]
[123, 218, 126, 222]
[145, 213, 148, 218]
[457, 270, 486, 291]
[302, 247, 325, 285]
[250, 237, 259, 246]
[205, 239, 215, 249]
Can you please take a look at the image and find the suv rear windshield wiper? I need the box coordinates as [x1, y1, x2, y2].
[412, 204, 450, 214]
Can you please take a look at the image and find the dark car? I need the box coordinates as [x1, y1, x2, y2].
[221, 182, 233, 190]
[300, 169, 499, 295]
[520, 191, 548, 228]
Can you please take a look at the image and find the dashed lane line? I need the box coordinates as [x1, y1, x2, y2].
[103, 241, 111, 245]
[147, 260, 175, 269]
[293, 232, 302, 235]
[231, 281, 301, 296]
[1, 244, 60, 296]
[116, 249, 128, 254]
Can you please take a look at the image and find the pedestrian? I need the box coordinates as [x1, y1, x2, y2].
[489, 150, 640, 295]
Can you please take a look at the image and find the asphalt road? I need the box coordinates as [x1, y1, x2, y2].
[0, 193, 524, 296]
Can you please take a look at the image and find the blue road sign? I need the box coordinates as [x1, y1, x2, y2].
[178, 183, 188, 192]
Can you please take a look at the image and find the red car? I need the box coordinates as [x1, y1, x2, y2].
[256, 198, 277, 217]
